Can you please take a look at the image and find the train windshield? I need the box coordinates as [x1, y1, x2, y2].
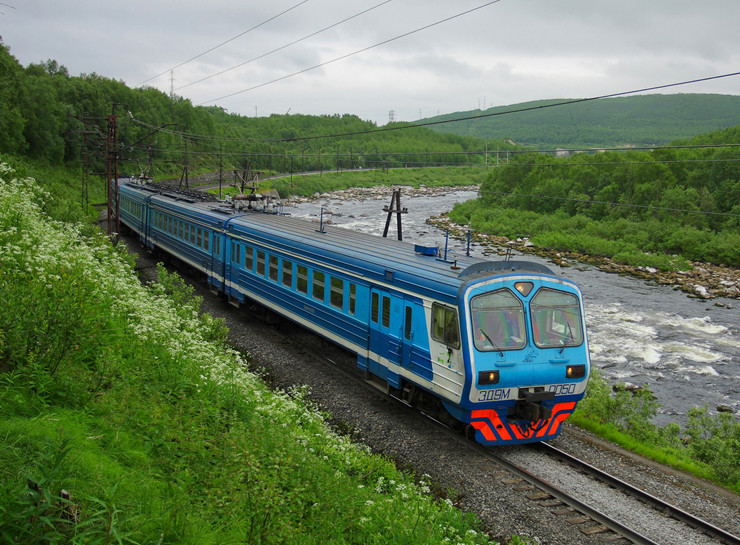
[471, 289, 526, 351]
[531, 288, 584, 348]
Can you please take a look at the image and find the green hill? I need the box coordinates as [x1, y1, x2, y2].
[422, 94, 740, 149]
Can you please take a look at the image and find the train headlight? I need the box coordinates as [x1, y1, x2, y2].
[514, 282, 533, 297]
[478, 370, 500, 385]
[566, 364, 586, 379]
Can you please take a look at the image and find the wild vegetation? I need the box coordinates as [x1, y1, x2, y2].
[0, 162, 506, 544]
[448, 127, 740, 269]
[1, 39, 738, 545]
[572, 370, 740, 492]
[423, 94, 740, 148]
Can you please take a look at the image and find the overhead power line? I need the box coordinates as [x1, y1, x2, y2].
[199, 0, 503, 105]
[131, 71, 740, 147]
[275, 72, 740, 143]
[177, 0, 394, 92]
[137, 0, 309, 87]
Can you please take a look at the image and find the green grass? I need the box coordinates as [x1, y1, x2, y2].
[0, 159, 504, 544]
[448, 199, 739, 269]
[572, 369, 740, 493]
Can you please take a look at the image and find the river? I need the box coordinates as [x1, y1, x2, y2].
[284, 188, 740, 428]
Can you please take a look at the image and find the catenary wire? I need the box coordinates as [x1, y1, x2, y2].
[198, 0, 503, 105]
[137, 0, 309, 87]
[176, 0, 394, 92]
[147, 71, 740, 145]
[261, 72, 740, 142]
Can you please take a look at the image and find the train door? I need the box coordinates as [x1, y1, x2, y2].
[401, 303, 414, 370]
[369, 287, 404, 369]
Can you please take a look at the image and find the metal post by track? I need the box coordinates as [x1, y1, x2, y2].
[382, 188, 408, 241]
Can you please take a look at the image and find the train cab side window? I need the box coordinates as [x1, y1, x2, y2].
[313, 271, 325, 301]
[256, 251, 266, 276]
[245, 247, 253, 270]
[431, 303, 459, 349]
[269, 255, 279, 281]
[349, 284, 356, 315]
[297, 265, 308, 294]
[371, 292, 379, 323]
[330, 277, 343, 309]
[530, 288, 584, 348]
[381, 296, 391, 328]
[282, 260, 293, 288]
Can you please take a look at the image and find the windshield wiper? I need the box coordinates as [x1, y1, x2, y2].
[479, 328, 503, 357]
[560, 322, 575, 353]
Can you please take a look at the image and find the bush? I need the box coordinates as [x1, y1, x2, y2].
[685, 406, 740, 485]
[573, 369, 739, 490]
[1, 161, 500, 544]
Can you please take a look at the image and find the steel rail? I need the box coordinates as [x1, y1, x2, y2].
[536, 442, 740, 545]
[309, 349, 728, 545]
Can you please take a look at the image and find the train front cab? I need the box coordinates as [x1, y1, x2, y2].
[448, 274, 590, 445]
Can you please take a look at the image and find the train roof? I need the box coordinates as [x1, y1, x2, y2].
[228, 212, 554, 299]
[120, 180, 555, 301]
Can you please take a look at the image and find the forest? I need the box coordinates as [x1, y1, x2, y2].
[0, 42, 495, 179]
[449, 128, 740, 268]
[1, 41, 739, 269]
[422, 94, 740, 149]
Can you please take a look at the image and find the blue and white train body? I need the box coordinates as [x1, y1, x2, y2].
[116, 179, 591, 445]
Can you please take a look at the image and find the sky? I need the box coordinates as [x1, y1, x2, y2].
[2, 0, 740, 126]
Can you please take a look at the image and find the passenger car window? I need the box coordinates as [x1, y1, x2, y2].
[349, 284, 356, 315]
[313, 271, 325, 301]
[531, 288, 584, 348]
[431, 303, 459, 349]
[297, 265, 308, 294]
[471, 289, 526, 351]
[330, 277, 343, 309]
[282, 260, 293, 287]
[381, 296, 390, 327]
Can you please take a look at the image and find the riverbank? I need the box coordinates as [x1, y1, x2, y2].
[285, 184, 740, 303]
[428, 215, 739, 303]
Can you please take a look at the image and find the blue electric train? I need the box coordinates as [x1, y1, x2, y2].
[115, 178, 591, 445]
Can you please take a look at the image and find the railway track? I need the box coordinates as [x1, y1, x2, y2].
[534, 442, 740, 545]
[319, 345, 740, 545]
